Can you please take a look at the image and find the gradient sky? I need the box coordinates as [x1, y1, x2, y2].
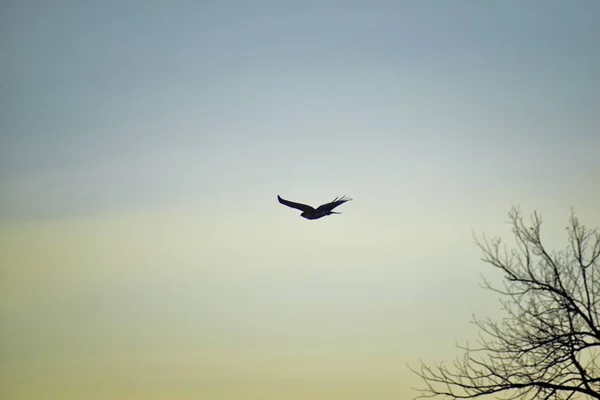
[2, 1, 600, 399]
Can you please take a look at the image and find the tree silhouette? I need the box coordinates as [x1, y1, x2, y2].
[411, 207, 600, 399]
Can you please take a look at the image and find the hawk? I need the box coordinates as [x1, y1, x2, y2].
[277, 195, 353, 220]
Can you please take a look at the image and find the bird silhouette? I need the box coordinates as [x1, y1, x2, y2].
[277, 195, 352, 220]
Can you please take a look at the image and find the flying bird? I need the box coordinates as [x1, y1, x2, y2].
[277, 195, 353, 220]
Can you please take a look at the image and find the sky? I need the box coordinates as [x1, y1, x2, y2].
[1, 1, 600, 399]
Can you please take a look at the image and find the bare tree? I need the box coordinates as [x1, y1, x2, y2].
[410, 207, 600, 399]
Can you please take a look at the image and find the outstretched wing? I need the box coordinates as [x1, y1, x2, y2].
[278, 195, 316, 212]
[316, 196, 353, 212]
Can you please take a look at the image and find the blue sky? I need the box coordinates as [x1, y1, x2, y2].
[1, 1, 599, 399]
